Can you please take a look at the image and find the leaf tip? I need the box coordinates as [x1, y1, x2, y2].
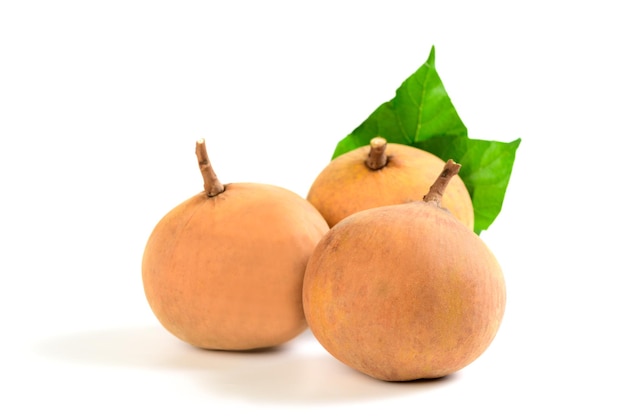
[428, 45, 436, 66]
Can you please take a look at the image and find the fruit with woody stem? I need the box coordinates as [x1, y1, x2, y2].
[307, 137, 474, 230]
[142, 139, 329, 350]
[302, 160, 505, 381]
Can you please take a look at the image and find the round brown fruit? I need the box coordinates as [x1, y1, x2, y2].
[142, 139, 330, 351]
[307, 137, 474, 230]
[302, 160, 505, 381]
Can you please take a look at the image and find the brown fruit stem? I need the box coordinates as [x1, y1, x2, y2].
[365, 137, 389, 170]
[423, 159, 461, 206]
[195, 139, 225, 197]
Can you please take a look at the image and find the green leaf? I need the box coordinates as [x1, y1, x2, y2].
[332, 46, 520, 235]
[419, 136, 521, 234]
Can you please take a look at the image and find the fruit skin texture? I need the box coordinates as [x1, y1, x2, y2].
[307, 142, 474, 230]
[302, 201, 505, 381]
[142, 183, 330, 351]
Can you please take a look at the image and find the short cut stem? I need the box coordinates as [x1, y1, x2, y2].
[195, 139, 225, 197]
[365, 137, 389, 170]
[423, 159, 461, 206]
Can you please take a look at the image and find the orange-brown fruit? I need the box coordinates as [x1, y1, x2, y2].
[307, 137, 474, 230]
[142, 139, 329, 351]
[302, 160, 505, 381]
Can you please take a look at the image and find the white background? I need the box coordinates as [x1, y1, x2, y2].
[2, 1, 625, 415]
